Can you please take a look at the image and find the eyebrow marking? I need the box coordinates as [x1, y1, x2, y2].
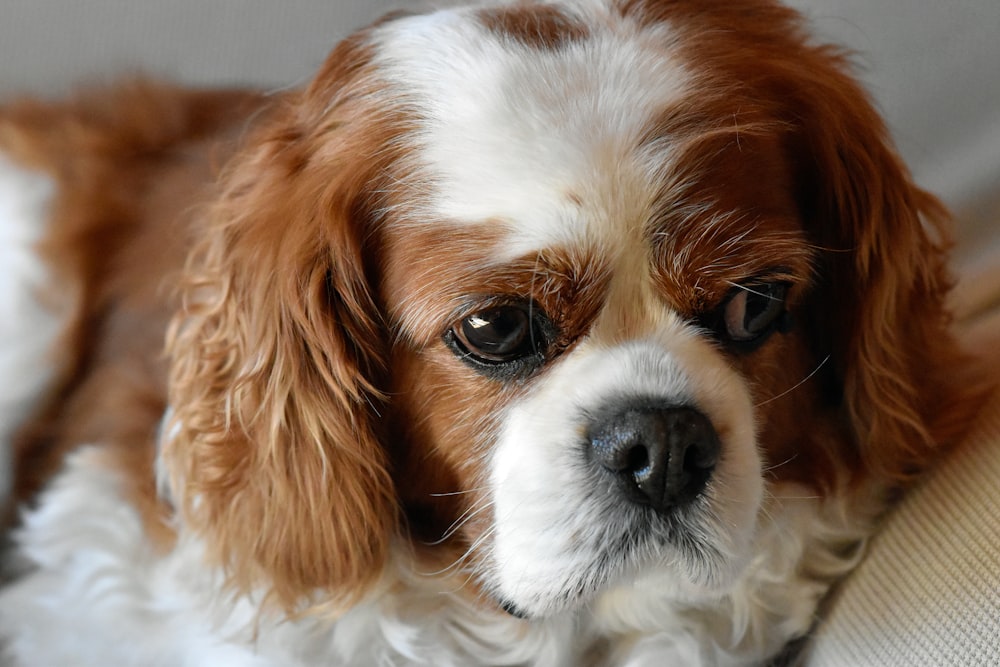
[477, 5, 590, 51]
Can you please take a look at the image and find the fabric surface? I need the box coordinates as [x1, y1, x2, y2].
[808, 394, 1000, 665]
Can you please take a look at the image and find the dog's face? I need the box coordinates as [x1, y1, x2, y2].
[376, 5, 812, 616]
[165, 0, 959, 618]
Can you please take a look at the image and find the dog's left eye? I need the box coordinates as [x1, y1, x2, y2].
[718, 282, 789, 344]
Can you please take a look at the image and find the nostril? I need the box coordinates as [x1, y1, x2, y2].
[684, 427, 719, 472]
[675, 410, 720, 472]
[624, 444, 649, 475]
[587, 401, 720, 513]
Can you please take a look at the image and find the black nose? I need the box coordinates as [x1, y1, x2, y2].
[588, 402, 720, 513]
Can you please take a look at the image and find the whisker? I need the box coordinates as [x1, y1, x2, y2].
[424, 499, 495, 546]
[724, 281, 783, 301]
[755, 355, 830, 407]
[428, 487, 490, 498]
[762, 454, 799, 475]
[421, 524, 497, 578]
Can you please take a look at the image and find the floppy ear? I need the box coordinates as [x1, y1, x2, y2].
[164, 42, 407, 611]
[794, 54, 970, 483]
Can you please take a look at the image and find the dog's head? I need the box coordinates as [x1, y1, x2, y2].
[164, 0, 965, 618]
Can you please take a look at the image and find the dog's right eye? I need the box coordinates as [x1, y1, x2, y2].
[445, 303, 550, 377]
[457, 306, 534, 361]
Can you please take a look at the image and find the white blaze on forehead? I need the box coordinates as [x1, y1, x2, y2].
[372, 5, 689, 259]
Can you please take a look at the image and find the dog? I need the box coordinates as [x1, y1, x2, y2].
[0, 0, 980, 664]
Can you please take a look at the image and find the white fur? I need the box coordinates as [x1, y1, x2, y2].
[0, 447, 277, 666]
[374, 3, 690, 260]
[591, 487, 871, 666]
[0, 445, 867, 667]
[0, 1, 876, 664]
[0, 153, 65, 505]
[0, 446, 579, 667]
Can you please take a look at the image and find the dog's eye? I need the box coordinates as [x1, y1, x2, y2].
[445, 303, 550, 377]
[454, 305, 538, 362]
[720, 282, 789, 344]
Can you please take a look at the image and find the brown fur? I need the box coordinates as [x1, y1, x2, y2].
[2, 0, 987, 624]
[1, 83, 263, 538]
[479, 3, 590, 50]
[381, 235, 613, 555]
[622, 0, 984, 488]
[162, 36, 418, 611]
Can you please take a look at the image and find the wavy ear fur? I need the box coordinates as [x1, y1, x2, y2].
[793, 49, 973, 483]
[622, 0, 980, 483]
[165, 36, 408, 611]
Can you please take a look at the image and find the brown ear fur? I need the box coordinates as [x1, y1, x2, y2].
[793, 49, 974, 483]
[620, 0, 979, 484]
[164, 36, 409, 611]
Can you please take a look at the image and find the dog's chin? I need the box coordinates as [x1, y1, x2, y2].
[485, 502, 761, 620]
[491, 555, 755, 621]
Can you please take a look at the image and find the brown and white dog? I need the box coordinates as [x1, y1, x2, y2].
[0, 0, 980, 664]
